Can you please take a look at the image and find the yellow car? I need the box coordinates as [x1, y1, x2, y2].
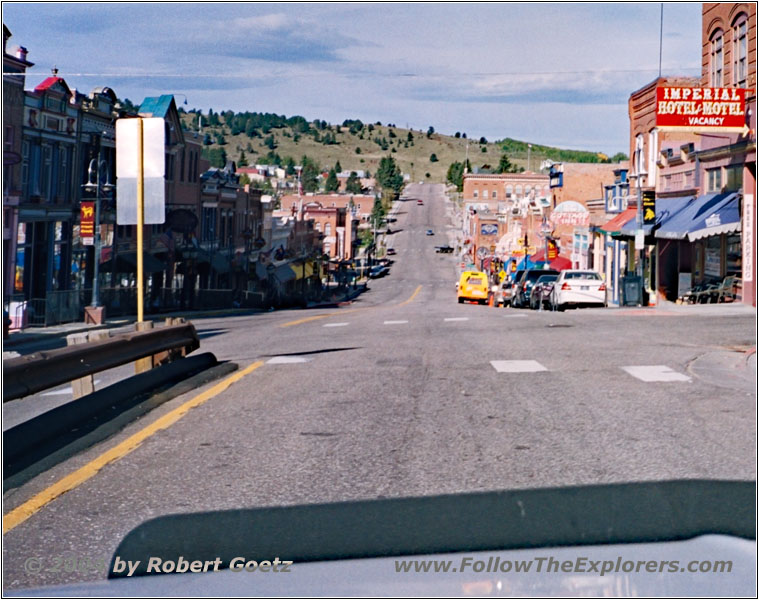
[457, 271, 490, 304]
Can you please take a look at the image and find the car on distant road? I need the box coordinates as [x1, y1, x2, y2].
[435, 245, 453, 253]
[417, 200, 424, 205]
[426, 229, 434, 236]
[550, 270, 606, 310]
[386, 248, 396, 255]
[512, 268, 560, 308]
[529, 274, 558, 310]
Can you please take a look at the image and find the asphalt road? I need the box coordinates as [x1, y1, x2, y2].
[3, 183, 756, 591]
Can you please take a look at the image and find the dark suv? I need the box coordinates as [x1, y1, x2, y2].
[512, 269, 560, 308]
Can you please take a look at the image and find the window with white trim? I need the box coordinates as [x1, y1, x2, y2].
[710, 31, 723, 87]
[733, 16, 748, 88]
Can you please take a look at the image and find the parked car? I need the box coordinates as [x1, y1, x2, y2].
[550, 270, 606, 310]
[529, 274, 558, 310]
[457, 271, 489, 304]
[512, 269, 560, 308]
[495, 280, 513, 307]
[426, 229, 434, 236]
[369, 265, 389, 278]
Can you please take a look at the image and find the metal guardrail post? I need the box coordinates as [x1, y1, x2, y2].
[134, 321, 154, 374]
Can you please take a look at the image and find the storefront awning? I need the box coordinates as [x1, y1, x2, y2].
[619, 195, 695, 236]
[274, 264, 296, 282]
[598, 207, 637, 235]
[654, 192, 738, 240]
[687, 194, 741, 241]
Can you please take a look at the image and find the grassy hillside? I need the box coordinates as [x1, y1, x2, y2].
[180, 110, 625, 182]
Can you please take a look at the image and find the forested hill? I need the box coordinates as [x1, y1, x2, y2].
[166, 105, 627, 182]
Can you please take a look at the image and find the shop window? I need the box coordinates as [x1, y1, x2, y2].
[726, 234, 741, 276]
[710, 31, 723, 87]
[733, 16, 748, 88]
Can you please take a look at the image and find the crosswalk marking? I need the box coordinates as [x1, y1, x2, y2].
[444, 317, 469, 322]
[323, 322, 349, 327]
[384, 320, 409, 325]
[622, 365, 691, 382]
[267, 356, 310, 364]
[490, 360, 547, 373]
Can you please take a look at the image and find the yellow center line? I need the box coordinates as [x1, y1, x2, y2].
[398, 285, 423, 306]
[3, 360, 264, 534]
[279, 285, 422, 328]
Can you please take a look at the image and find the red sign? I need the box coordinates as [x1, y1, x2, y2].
[656, 87, 747, 131]
[547, 239, 558, 260]
[80, 202, 95, 246]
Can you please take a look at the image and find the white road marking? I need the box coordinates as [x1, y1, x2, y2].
[42, 380, 102, 396]
[491, 360, 548, 373]
[503, 314, 527, 318]
[323, 322, 349, 327]
[444, 317, 469, 322]
[267, 356, 310, 364]
[384, 320, 409, 325]
[622, 365, 691, 382]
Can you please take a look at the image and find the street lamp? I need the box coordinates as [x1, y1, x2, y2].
[82, 141, 114, 310]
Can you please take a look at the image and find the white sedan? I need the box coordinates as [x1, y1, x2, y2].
[550, 270, 607, 311]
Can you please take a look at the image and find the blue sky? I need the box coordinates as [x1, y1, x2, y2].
[3, 2, 703, 154]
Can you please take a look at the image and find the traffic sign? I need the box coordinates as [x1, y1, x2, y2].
[116, 117, 165, 225]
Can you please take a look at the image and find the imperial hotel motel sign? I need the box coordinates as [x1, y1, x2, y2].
[656, 86, 748, 133]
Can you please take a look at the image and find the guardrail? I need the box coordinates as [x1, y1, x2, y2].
[3, 322, 199, 402]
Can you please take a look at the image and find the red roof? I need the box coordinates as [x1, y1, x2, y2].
[34, 76, 71, 95]
[600, 207, 636, 234]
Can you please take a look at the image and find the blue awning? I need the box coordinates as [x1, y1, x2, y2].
[654, 192, 738, 240]
[619, 194, 695, 236]
[686, 194, 741, 241]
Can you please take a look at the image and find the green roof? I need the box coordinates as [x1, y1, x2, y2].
[138, 95, 175, 118]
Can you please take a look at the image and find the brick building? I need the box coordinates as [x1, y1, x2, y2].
[697, 2, 756, 305]
[3, 26, 32, 317]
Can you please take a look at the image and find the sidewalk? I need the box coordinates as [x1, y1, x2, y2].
[612, 299, 756, 316]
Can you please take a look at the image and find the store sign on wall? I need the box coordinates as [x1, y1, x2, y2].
[744, 195, 754, 283]
[656, 87, 748, 132]
[80, 202, 95, 246]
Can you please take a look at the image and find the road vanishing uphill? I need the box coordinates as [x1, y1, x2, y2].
[3, 183, 756, 589]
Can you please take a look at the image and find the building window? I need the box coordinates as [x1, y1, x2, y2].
[483, 190, 488, 199]
[315, 223, 321, 232]
[648, 129, 658, 186]
[506, 184, 513, 198]
[710, 31, 723, 87]
[707, 168, 722, 192]
[515, 185, 523, 197]
[725, 165, 742, 191]
[325, 223, 331, 236]
[492, 190, 497, 199]
[473, 190, 478, 198]
[733, 16, 748, 88]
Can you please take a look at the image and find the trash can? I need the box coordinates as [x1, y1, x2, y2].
[621, 276, 643, 306]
